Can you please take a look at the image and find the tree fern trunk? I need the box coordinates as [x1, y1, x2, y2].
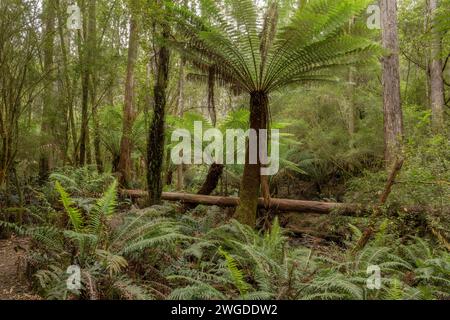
[235, 91, 268, 227]
[183, 163, 224, 211]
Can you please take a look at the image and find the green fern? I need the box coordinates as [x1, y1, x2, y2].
[218, 246, 250, 296]
[55, 181, 84, 232]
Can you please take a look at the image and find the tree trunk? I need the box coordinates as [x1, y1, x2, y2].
[183, 163, 224, 211]
[56, 0, 76, 164]
[123, 190, 447, 218]
[176, 58, 186, 191]
[207, 67, 217, 126]
[39, 0, 56, 181]
[428, 0, 445, 132]
[234, 91, 268, 226]
[88, 0, 102, 172]
[347, 67, 356, 138]
[147, 28, 170, 205]
[380, 0, 403, 168]
[118, 1, 139, 187]
[347, 18, 356, 139]
[78, 2, 89, 166]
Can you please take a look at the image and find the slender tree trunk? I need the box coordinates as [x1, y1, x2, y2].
[88, 0, 102, 172]
[207, 66, 217, 126]
[39, 0, 56, 181]
[78, 1, 89, 166]
[347, 18, 356, 139]
[235, 91, 268, 226]
[380, 0, 403, 168]
[428, 0, 445, 132]
[56, 0, 75, 164]
[147, 28, 170, 205]
[347, 67, 356, 138]
[118, 1, 139, 187]
[92, 106, 103, 171]
[183, 163, 224, 211]
[163, 148, 173, 186]
[176, 58, 186, 191]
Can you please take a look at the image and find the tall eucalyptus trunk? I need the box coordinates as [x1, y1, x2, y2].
[428, 0, 445, 132]
[118, 0, 139, 187]
[380, 0, 404, 168]
[176, 57, 186, 191]
[88, 0, 102, 172]
[39, 0, 56, 181]
[78, 0, 89, 166]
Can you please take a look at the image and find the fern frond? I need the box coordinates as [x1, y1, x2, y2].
[218, 246, 250, 296]
[55, 181, 83, 232]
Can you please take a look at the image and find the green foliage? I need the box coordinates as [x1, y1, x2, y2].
[49, 166, 115, 196]
[218, 247, 250, 296]
[171, 0, 378, 94]
[9, 180, 191, 299]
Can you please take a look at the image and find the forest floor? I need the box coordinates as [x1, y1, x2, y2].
[0, 236, 39, 300]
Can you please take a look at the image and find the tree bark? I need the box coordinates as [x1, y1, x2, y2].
[39, 0, 56, 181]
[234, 91, 268, 226]
[78, 1, 89, 166]
[122, 190, 446, 217]
[183, 163, 224, 211]
[176, 58, 186, 191]
[207, 66, 217, 126]
[56, 0, 77, 164]
[380, 0, 404, 168]
[147, 27, 170, 205]
[88, 0, 102, 172]
[428, 0, 446, 132]
[118, 0, 139, 187]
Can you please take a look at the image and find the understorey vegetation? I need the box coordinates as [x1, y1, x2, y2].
[1, 163, 449, 300]
[0, 0, 449, 300]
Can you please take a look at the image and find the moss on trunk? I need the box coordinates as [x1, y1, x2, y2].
[234, 91, 268, 226]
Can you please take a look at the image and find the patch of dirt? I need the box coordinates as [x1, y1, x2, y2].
[0, 236, 40, 300]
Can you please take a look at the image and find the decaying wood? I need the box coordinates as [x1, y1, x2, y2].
[123, 189, 362, 213]
[121, 189, 444, 217]
[379, 157, 404, 204]
[353, 157, 405, 253]
[182, 163, 224, 211]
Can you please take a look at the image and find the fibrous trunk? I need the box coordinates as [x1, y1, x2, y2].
[234, 91, 268, 226]
[183, 163, 224, 211]
[147, 29, 170, 205]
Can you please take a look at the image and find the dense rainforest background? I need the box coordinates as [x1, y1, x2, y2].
[0, 0, 449, 300]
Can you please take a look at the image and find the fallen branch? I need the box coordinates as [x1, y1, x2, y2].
[353, 158, 405, 254]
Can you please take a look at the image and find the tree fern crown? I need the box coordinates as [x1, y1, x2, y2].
[171, 0, 378, 94]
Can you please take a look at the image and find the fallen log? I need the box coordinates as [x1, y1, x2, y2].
[122, 190, 447, 217]
[121, 190, 365, 215]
